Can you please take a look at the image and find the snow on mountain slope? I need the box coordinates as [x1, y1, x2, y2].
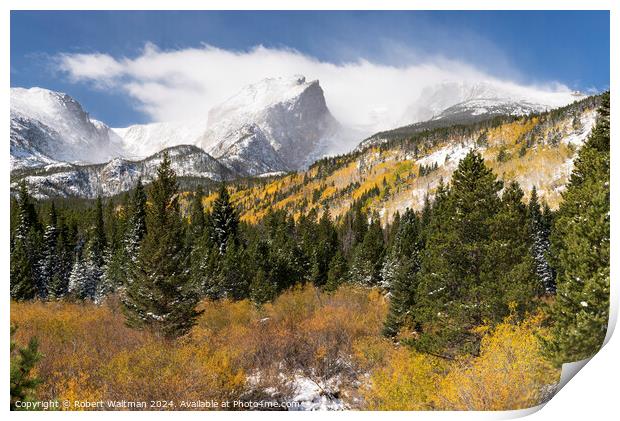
[13, 145, 237, 199]
[358, 81, 585, 151]
[112, 120, 210, 160]
[209, 123, 290, 176]
[402, 81, 583, 123]
[112, 76, 342, 175]
[10, 87, 126, 169]
[228, 95, 600, 226]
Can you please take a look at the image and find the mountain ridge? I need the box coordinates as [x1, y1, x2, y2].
[11, 144, 237, 199]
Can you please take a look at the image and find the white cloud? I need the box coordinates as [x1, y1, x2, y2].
[57, 43, 573, 131]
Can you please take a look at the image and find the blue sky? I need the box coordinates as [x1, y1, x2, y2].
[11, 11, 610, 127]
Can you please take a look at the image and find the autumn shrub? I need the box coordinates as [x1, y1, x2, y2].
[11, 299, 146, 404]
[436, 312, 560, 410]
[358, 311, 560, 411]
[10, 284, 387, 410]
[10, 298, 247, 410]
[100, 340, 245, 405]
[240, 284, 388, 400]
[358, 344, 445, 410]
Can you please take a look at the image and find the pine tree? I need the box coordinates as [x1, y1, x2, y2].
[381, 209, 420, 291]
[325, 250, 348, 292]
[100, 197, 127, 291]
[37, 203, 60, 299]
[382, 209, 422, 338]
[47, 219, 72, 299]
[91, 196, 107, 265]
[214, 242, 251, 300]
[82, 248, 102, 301]
[310, 208, 338, 287]
[95, 248, 115, 303]
[543, 92, 610, 365]
[528, 186, 555, 293]
[350, 213, 384, 286]
[187, 186, 215, 298]
[189, 186, 206, 239]
[10, 182, 41, 300]
[415, 151, 505, 356]
[122, 153, 202, 338]
[124, 178, 147, 263]
[210, 184, 239, 254]
[10, 325, 41, 410]
[383, 259, 419, 338]
[249, 267, 277, 304]
[67, 247, 94, 300]
[486, 181, 539, 313]
[76, 197, 108, 301]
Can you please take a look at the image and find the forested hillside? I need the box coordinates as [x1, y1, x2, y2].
[214, 95, 599, 225]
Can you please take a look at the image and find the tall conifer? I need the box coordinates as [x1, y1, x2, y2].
[123, 153, 202, 338]
[544, 92, 610, 364]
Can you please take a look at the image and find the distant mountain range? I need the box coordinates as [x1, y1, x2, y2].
[10, 76, 586, 198]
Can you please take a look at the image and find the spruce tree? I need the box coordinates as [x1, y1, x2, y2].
[325, 250, 348, 292]
[47, 220, 72, 299]
[350, 213, 384, 286]
[10, 182, 40, 300]
[68, 246, 89, 299]
[381, 209, 420, 291]
[210, 184, 239, 254]
[124, 177, 148, 274]
[528, 186, 555, 293]
[37, 203, 60, 299]
[543, 92, 610, 365]
[78, 197, 107, 301]
[383, 259, 419, 338]
[249, 267, 277, 304]
[310, 208, 338, 287]
[486, 181, 539, 314]
[100, 197, 128, 292]
[415, 151, 504, 356]
[382, 209, 423, 338]
[123, 153, 202, 338]
[189, 186, 206, 239]
[108, 178, 148, 294]
[188, 186, 212, 297]
[214, 242, 251, 300]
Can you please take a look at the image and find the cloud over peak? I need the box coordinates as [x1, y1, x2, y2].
[57, 43, 574, 131]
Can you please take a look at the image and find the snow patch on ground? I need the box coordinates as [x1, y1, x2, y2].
[416, 141, 473, 169]
[246, 371, 347, 411]
[287, 375, 346, 411]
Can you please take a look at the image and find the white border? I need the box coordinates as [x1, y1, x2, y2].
[2, 1, 616, 420]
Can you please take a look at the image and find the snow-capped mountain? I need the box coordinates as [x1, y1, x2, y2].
[11, 77, 342, 180]
[208, 123, 289, 176]
[11, 77, 590, 199]
[111, 76, 341, 175]
[402, 81, 583, 123]
[13, 145, 237, 199]
[201, 76, 341, 171]
[10, 87, 126, 170]
[358, 81, 585, 150]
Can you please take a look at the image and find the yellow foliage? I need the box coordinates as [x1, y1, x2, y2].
[362, 346, 445, 410]
[436, 313, 559, 410]
[10, 298, 246, 409]
[10, 285, 388, 410]
[357, 312, 559, 411]
[11, 290, 557, 411]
